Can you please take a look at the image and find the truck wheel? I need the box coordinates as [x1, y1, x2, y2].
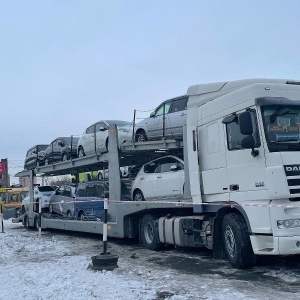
[140, 214, 162, 251]
[222, 213, 256, 269]
[34, 216, 40, 230]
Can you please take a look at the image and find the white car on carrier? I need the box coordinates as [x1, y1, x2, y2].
[131, 155, 184, 201]
[21, 186, 56, 213]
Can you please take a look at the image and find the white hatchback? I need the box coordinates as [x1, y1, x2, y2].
[131, 155, 184, 201]
[77, 120, 133, 157]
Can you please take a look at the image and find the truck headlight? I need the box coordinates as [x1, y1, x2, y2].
[277, 219, 300, 229]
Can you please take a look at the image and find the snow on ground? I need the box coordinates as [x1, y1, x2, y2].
[1, 220, 300, 300]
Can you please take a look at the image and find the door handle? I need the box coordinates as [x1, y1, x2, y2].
[140, 177, 144, 180]
[157, 176, 162, 178]
[230, 184, 239, 191]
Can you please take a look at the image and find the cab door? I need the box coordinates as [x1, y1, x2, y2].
[223, 109, 266, 202]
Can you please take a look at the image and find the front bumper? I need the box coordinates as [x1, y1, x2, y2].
[251, 235, 300, 255]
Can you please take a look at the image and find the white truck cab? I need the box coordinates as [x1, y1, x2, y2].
[183, 79, 300, 266]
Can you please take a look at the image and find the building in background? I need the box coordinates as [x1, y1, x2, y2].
[19, 176, 38, 188]
[0, 159, 10, 187]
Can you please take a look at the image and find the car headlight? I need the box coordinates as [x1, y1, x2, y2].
[277, 219, 300, 229]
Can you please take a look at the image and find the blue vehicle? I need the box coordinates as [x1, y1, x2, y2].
[74, 180, 131, 220]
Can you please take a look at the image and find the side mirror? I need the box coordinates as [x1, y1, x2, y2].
[239, 111, 253, 135]
[241, 136, 259, 157]
[150, 111, 155, 118]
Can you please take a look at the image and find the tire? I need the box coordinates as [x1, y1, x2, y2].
[98, 172, 103, 180]
[135, 130, 148, 143]
[62, 153, 68, 161]
[78, 147, 85, 157]
[34, 216, 40, 231]
[44, 159, 49, 165]
[21, 206, 26, 215]
[105, 138, 109, 152]
[140, 214, 162, 251]
[222, 213, 256, 269]
[24, 216, 30, 229]
[67, 210, 72, 218]
[78, 211, 85, 220]
[133, 189, 145, 201]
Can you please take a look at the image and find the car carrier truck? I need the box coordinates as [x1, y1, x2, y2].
[15, 79, 300, 269]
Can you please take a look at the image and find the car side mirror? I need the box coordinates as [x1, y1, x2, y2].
[150, 111, 155, 118]
[241, 136, 259, 157]
[239, 111, 253, 135]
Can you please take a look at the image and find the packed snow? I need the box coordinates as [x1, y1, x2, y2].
[1, 220, 300, 300]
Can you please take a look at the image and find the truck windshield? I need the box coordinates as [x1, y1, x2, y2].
[261, 104, 300, 151]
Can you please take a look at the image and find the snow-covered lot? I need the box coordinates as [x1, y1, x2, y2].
[1, 220, 300, 300]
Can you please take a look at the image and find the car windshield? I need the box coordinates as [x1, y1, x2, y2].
[37, 145, 48, 151]
[62, 137, 80, 145]
[105, 120, 132, 127]
[38, 186, 55, 192]
[261, 104, 300, 151]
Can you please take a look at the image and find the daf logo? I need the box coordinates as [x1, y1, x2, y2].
[285, 166, 300, 172]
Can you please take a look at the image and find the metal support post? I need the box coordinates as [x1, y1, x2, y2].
[0, 205, 4, 233]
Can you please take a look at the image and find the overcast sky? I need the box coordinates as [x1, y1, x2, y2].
[1, 0, 300, 183]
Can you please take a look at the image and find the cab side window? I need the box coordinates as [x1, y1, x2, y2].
[224, 110, 260, 150]
[226, 120, 246, 150]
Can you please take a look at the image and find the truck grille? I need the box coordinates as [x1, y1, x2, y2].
[284, 165, 300, 197]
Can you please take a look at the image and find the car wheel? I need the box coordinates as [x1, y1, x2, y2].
[44, 159, 49, 165]
[140, 214, 162, 251]
[98, 172, 103, 180]
[24, 216, 30, 229]
[133, 189, 145, 201]
[78, 147, 85, 157]
[105, 138, 109, 152]
[34, 216, 40, 230]
[78, 211, 85, 220]
[21, 206, 26, 215]
[67, 210, 72, 218]
[135, 130, 148, 143]
[62, 154, 68, 161]
[222, 213, 256, 269]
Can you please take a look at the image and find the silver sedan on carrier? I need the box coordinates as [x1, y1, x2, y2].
[77, 120, 133, 157]
[134, 95, 188, 142]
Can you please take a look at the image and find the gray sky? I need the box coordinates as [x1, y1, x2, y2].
[1, 0, 300, 183]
